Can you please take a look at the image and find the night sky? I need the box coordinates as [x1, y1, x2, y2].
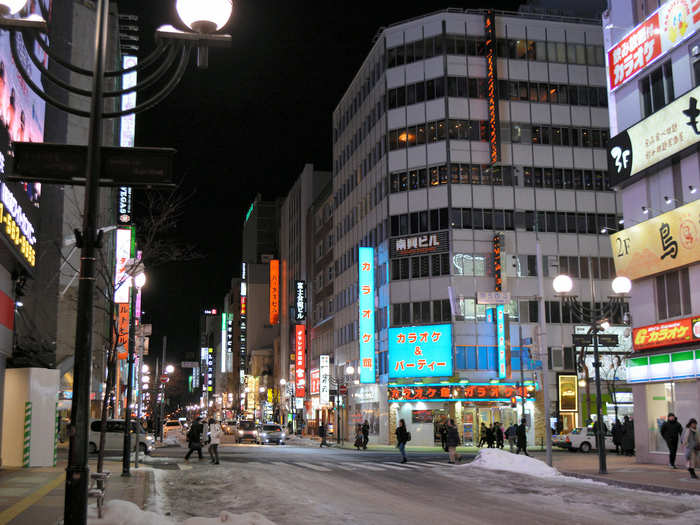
[117, 1, 524, 367]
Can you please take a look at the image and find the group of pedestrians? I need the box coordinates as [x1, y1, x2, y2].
[660, 413, 698, 479]
[184, 416, 222, 464]
[353, 420, 370, 450]
[610, 415, 635, 456]
[475, 421, 506, 449]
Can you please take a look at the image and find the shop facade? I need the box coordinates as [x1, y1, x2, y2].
[347, 383, 389, 444]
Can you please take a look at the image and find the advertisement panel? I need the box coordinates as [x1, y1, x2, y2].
[310, 368, 319, 395]
[320, 354, 330, 405]
[633, 315, 700, 351]
[358, 247, 375, 383]
[269, 259, 279, 324]
[607, 85, 700, 188]
[388, 324, 453, 378]
[388, 383, 535, 402]
[496, 304, 506, 379]
[295, 324, 306, 397]
[607, 0, 700, 91]
[114, 227, 133, 303]
[116, 303, 130, 359]
[609, 199, 700, 280]
[294, 280, 306, 321]
[390, 231, 448, 258]
[558, 375, 578, 411]
[484, 10, 500, 163]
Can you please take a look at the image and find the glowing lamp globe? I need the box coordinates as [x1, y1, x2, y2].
[552, 274, 574, 294]
[611, 276, 632, 295]
[134, 272, 146, 289]
[176, 0, 232, 32]
[279, 378, 287, 386]
[165, 364, 175, 373]
[0, 0, 27, 15]
[345, 365, 355, 375]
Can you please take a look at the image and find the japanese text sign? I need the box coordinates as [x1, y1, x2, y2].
[496, 304, 506, 379]
[116, 303, 130, 359]
[294, 280, 306, 321]
[608, 0, 700, 91]
[310, 368, 320, 395]
[295, 324, 306, 397]
[485, 10, 500, 163]
[608, 85, 700, 187]
[358, 247, 376, 383]
[390, 231, 448, 258]
[269, 259, 279, 325]
[610, 199, 700, 280]
[388, 324, 453, 379]
[320, 355, 330, 405]
[633, 315, 700, 351]
[113, 227, 133, 303]
[387, 383, 534, 402]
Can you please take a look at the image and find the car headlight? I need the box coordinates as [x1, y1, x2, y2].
[261, 433, 267, 437]
[238, 430, 243, 435]
[281, 433, 285, 438]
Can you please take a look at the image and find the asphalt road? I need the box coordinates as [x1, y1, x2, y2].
[142, 441, 700, 525]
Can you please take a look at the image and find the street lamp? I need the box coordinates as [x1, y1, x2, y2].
[0, 1, 232, 522]
[166, 365, 175, 374]
[553, 273, 631, 475]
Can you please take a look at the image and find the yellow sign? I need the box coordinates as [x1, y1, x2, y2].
[558, 375, 578, 412]
[610, 199, 700, 280]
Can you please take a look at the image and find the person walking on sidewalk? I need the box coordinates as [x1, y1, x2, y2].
[445, 419, 461, 464]
[478, 423, 488, 447]
[361, 420, 370, 450]
[682, 418, 698, 479]
[438, 417, 448, 452]
[622, 415, 635, 456]
[208, 418, 222, 464]
[396, 419, 410, 463]
[319, 423, 329, 447]
[612, 419, 624, 455]
[516, 418, 529, 456]
[661, 413, 683, 469]
[505, 423, 517, 452]
[184, 417, 204, 462]
[494, 421, 504, 449]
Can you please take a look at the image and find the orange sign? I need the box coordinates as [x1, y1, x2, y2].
[484, 10, 499, 164]
[633, 315, 700, 351]
[116, 302, 130, 359]
[269, 259, 279, 324]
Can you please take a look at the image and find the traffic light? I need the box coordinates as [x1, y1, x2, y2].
[510, 397, 517, 408]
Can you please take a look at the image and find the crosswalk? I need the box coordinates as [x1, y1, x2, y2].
[220, 459, 458, 474]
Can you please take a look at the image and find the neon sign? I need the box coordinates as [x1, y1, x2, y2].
[388, 324, 453, 379]
[358, 247, 375, 383]
[0, 182, 37, 267]
[295, 324, 306, 397]
[484, 10, 500, 164]
[269, 259, 279, 325]
[388, 383, 534, 402]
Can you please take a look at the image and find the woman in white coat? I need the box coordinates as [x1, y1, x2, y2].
[208, 418, 222, 465]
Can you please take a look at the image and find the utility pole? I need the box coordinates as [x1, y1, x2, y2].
[134, 327, 144, 469]
[535, 238, 552, 467]
[122, 282, 137, 475]
[159, 335, 167, 442]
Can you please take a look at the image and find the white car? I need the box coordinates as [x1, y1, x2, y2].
[553, 427, 614, 453]
[88, 419, 155, 455]
[163, 419, 183, 438]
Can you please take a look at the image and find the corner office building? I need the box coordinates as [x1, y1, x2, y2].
[331, 8, 629, 446]
[604, 0, 700, 465]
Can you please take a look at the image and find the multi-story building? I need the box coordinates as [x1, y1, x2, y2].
[220, 277, 242, 420]
[603, 0, 700, 464]
[331, 8, 628, 445]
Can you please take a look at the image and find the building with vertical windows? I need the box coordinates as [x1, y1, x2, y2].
[331, 8, 629, 446]
[603, 0, 700, 465]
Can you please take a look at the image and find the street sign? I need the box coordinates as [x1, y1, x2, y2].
[8, 142, 176, 187]
[160, 375, 169, 383]
[598, 334, 619, 347]
[181, 361, 198, 368]
[477, 291, 511, 305]
[572, 334, 593, 346]
[339, 385, 347, 395]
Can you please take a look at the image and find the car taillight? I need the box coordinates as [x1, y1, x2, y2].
[566, 436, 570, 443]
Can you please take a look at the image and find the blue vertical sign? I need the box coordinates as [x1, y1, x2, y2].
[358, 247, 375, 383]
[497, 304, 506, 378]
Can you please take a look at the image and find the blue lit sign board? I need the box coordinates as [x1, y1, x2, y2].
[388, 324, 453, 378]
[497, 304, 506, 378]
[358, 247, 375, 383]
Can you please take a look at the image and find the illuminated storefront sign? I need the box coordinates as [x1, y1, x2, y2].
[310, 368, 320, 395]
[114, 227, 133, 303]
[358, 247, 375, 383]
[269, 259, 279, 324]
[493, 234, 502, 291]
[608, 0, 700, 91]
[295, 324, 306, 397]
[610, 199, 700, 280]
[0, 182, 37, 268]
[388, 383, 535, 402]
[608, 85, 700, 188]
[294, 280, 306, 321]
[388, 324, 452, 379]
[320, 355, 330, 405]
[484, 9, 500, 164]
[116, 303, 130, 359]
[117, 186, 132, 225]
[632, 315, 700, 351]
[496, 305, 506, 379]
[558, 375, 578, 411]
[207, 347, 215, 392]
[390, 231, 448, 258]
[477, 291, 511, 305]
[628, 349, 700, 383]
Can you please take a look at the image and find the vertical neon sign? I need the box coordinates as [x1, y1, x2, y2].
[485, 10, 500, 164]
[358, 247, 376, 383]
[494, 233, 506, 378]
[295, 324, 306, 397]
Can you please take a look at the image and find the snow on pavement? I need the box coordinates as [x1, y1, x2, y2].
[461, 448, 560, 477]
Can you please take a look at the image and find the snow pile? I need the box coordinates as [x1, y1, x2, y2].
[462, 448, 560, 478]
[87, 500, 276, 525]
[161, 434, 183, 447]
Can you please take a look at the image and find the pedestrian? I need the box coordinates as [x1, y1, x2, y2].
[494, 421, 504, 449]
[319, 422, 329, 447]
[516, 417, 529, 456]
[353, 424, 363, 450]
[396, 418, 410, 463]
[505, 423, 517, 452]
[445, 418, 461, 464]
[660, 413, 683, 469]
[478, 423, 488, 447]
[681, 418, 698, 479]
[184, 416, 204, 462]
[208, 418, 222, 464]
[611, 419, 624, 455]
[361, 419, 370, 450]
[485, 424, 495, 448]
[438, 417, 448, 452]
[622, 415, 635, 456]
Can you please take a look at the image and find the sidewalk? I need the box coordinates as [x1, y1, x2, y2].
[0, 457, 152, 525]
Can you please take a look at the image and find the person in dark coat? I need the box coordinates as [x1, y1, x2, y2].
[361, 420, 370, 450]
[445, 419, 461, 464]
[516, 418, 529, 456]
[611, 419, 624, 455]
[438, 417, 448, 451]
[478, 423, 488, 447]
[395, 419, 409, 463]
[660, 413, 683, 468]
[319, 423, 329, 447]
[494, 422, 504, 449]
[622, 415, 635, 456]
[485, 424, 495, 448]
[184, 417, 204, 462]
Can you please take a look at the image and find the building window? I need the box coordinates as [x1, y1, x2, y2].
[656, 267, 691, 320]
[640, 62, 674, 117]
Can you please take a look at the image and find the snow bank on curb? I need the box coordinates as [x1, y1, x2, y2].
[461, 448, 560, 478]
[87, 500, 276, 525]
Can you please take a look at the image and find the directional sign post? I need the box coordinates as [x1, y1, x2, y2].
[597, 334, 619, 347]
[572, 334, 593, 346]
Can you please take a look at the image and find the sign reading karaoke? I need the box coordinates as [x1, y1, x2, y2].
[358, 247, 375, 383]
[388, 324, 453, 378]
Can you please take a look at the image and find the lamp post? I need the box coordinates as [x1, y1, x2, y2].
[124, 272, 146, 474]
[553, 273, 631, 475]
[0, 1, 232, 522]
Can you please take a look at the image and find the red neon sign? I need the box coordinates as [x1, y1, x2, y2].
[484, 10, 499, 164]
[295, 324, 306, 398]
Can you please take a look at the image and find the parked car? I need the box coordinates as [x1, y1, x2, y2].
[163, 419, 183, 438]
[553, 427, 614, 453]
[88, 419, 155, 455]
[236, 420, 258, 443]
[256, 423, 286, 445]
[222, 420, 237, 435]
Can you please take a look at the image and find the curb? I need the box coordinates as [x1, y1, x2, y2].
[561, 471, 700, 496]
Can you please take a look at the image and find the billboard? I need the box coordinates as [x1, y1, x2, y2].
[114, 227, 133, 303]
[320, 355, 330, 405]
[633, 315, 700, 351]
[294, 280, 306, 321]
[310, 368, 319, 395]
[294, 324, 305, 397]
[387, 383, 534, 402]
[558, 375, 578, 412]
[358, 247, 375, 383]
[269, 259, 279, 324]
[388, 324, 453, 379]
